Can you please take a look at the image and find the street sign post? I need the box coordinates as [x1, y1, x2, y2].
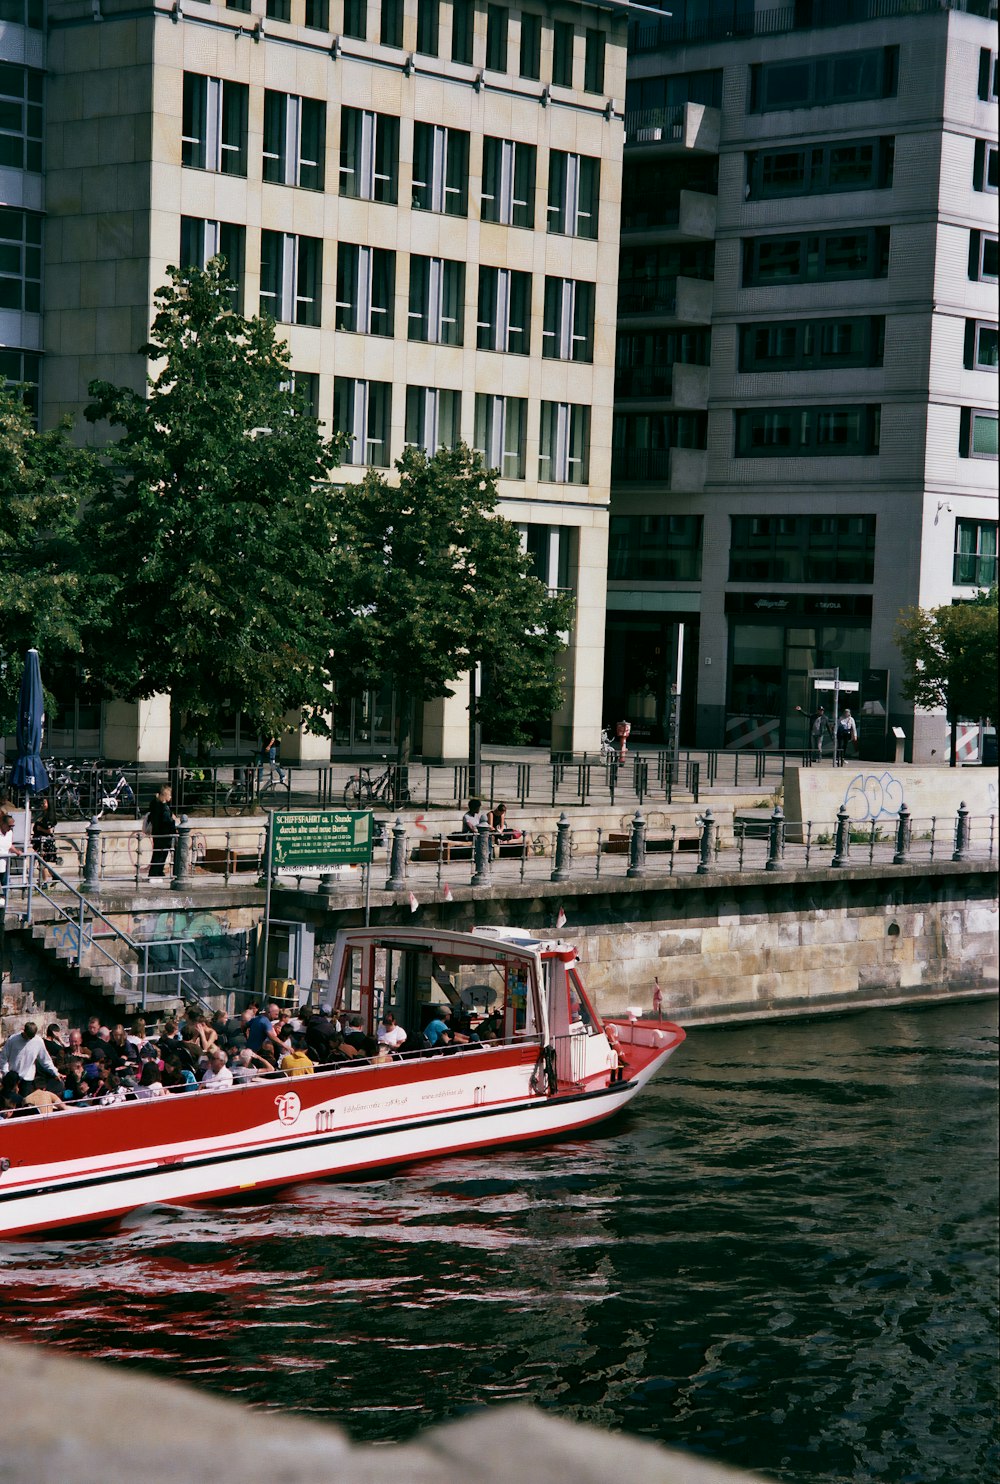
[809, 668, 841, 758]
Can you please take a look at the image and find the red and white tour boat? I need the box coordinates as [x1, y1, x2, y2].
[0, 926, 685, 1239]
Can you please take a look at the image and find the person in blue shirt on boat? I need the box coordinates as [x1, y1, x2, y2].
[244, 1002, 292, 1059]
[423, 1007, 471, 1049]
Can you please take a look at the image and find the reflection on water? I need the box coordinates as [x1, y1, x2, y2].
[1, 1000, 997, 1484]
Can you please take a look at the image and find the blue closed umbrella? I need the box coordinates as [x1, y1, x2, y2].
[9, 648, 49, 795]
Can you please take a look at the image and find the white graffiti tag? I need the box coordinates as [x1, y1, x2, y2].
[843, 771, 905, 823]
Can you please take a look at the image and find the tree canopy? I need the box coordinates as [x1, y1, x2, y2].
[325, 444, 574, 756]
[894, 588, 998, 756]
[83, 261, 346, 763]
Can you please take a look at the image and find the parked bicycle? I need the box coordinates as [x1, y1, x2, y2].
[224, 766, 287, 815]
[343, 759, 410, 807]
[600, 728, 619, 766]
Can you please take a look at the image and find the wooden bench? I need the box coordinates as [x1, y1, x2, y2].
[197, 847, 260, 874]
[603, 832, 699, 855]
[412, 838, 473, 863]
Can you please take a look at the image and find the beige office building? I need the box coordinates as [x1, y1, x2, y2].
[5, 0, 629, 760]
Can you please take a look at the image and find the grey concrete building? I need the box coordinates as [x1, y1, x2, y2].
[606, 0, 998, 763]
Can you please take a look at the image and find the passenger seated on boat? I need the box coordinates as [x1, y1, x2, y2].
[303, 1005, 339, 1062]
[0, 1071, 28, 1116]
[377, 1013, 407, 1053]
[477, 1009, 505, 1042]
[280, 1036, 316, 1078]
[424, 1007, 470, 1049]
[134, 1062, 166, 1099]
[245, 1002, 292, 1060]
[23, 1079, 67, 1114]
[326, 1033, 361, 1062]
[163, 1052, 197, 1090]
[343, 1017, 378, 1057]
[185, 1008, 218, 1054]
[62, 1058, 90, 1103]
[200, 1048, 234, 1092]
[231, 1048, 265, 1084]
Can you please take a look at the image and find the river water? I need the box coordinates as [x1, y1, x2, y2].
[0, 998, 996, 1484]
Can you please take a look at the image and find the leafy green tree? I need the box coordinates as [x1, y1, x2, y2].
[325, 445, 573, 761]
[0, 390, 109, 731]
[83, 262, 346, 765]
[894, 588, 998, 764]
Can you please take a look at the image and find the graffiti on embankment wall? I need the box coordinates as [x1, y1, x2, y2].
[785, 763, 998, 833]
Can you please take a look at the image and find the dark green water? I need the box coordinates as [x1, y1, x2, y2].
[1, 998, 996, 1483]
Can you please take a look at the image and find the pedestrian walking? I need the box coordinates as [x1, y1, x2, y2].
[835, 709, 858, 766]
[146, 784, 176, 879]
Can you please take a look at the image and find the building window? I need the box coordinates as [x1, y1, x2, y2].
[746, 136, 893, 200]
[521, 523, 574, 593]
[729, 515, 876, 585]
[0, 208, 41, 312]
[609, 514, 703, 582]
[735, 405, 881, 458]
[182, 74, 248, 176]
[412, 123, 469, 215]
[0, 63, 43, 172]
[519, 14, 541, 80]
[381, 0, 403, 46]
[539, 402, 589, 484]
[542, 278, 595, 362]
[416, 0, 439, 56]
[227, 0, 253, 11]
[481, 137, 535, 227]
[969, 230, 999, 282]
[749, 46, 898, 113]
[954, 520, 997, 587]
[583, 28, 605, 94]
[343, 0, 366, 39]
[547, 151, 599, 238]
[611, 411, 706, 480]
[304, 0, 329, 28]
[333, 378, 392, 466]
[743, 227, 890, 286]
[551, 19, 574, 87]
[405, 386, 461, 454]
[739, 316, 885, 373]
[485, 4, 508, 71]
[451, 0, 473, 63]
[973, 138, 999, 194]
[0, 0, 44, 26]
[959, 407, 999, 460]
[408, 254, 464, 344]
[266, 0, 290, 20]
[281, 370, 319, 419]
[626, 68, 723, 114]
[260, 231, 322, 326]
[477, 267, 531, 354]
[978, 48, 999, 103]
[339, 107, 398, 202]
[0, 347, 40, 422]
[615, 328, 711, 396]
[263, 92, 325, 190]
[335, 244, 395, 335]
[965, 319, 999, 371]
[474, 394, 527, 479]
[180, 218, 246, 309]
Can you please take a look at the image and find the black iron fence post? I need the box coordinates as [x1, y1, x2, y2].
[551, 812, 572, 883]
[172, 815, 193, 889]
[696, 808, 715, 875]
[386, 817, 407, 890]
[627, 809, 646, 879]
[831, 805, 851, 868]
[952, 800, 971, 862]
[765, 805, 785, 872]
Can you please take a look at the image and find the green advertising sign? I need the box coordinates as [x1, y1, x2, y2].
[271, 810, 374, 869]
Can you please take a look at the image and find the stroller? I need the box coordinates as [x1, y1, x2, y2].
[31, 806, 62, 865]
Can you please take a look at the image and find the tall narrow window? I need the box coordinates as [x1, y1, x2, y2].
[381, 0, 403, 45]
[551, 19, 574, 87]
[412, 123, 469, 215]
[266, 0, 290, 20]
[547, 151, 599, 238]
[260, 232, 322, 325]
[339, 107, 399, 202]
[969, 230, 999, 282]
[959, 407, 999, 460]
[964, 319, 999, 371]
[333, 378, 392, 466]
[0, 207, 41, 312]
[405, 387, 461, 453]
[180, 217, 246, 309]
[474, 394, 526, 478]
[583, 28, 605, 93]
[335, 244, 395, 334]
[519, 14, 541, 80]
[481, 138, 535, 228]
[485, 4, 508, 70]
[451, 0, 473, 62]
[182, 75, 248, 176]
[0, 64, 43, 172]
[304, 0, 329, 28]
[542, 278, 595, 361]
[477, 267, 531, 354]
[343, 0, 367, 39]
[263, 92, 325, 190]
[539, 402, 589, 483]
[416, 0, 439, 55]
[408, 255, 465, 344]
[954, 519, 997, 586]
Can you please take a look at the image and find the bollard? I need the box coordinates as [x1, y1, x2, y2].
[550, 812, 572, 883]
[696, 807, 715, 875]
[627, 809, 646, 879]
[892, 802, 911, 864]
[952, 800, 971, 862]
[831, 805, 851, 868]
[171, 814, 192, 889]
[83, 816, 102, 893]
[472, 817, 493, 887]
[765, 805, 785, 872]
[386, 816, 407, 891]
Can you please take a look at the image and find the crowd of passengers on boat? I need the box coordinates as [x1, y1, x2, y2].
[0, 999, 500, 1118]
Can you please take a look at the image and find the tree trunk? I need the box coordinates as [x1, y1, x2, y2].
[949, 714, 958, 768]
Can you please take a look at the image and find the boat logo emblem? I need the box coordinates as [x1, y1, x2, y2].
[275, 1091, 302, 1126]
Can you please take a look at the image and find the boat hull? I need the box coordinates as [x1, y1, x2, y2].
[0, 1026, 684, 1239]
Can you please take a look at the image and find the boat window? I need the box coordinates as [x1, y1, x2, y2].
[335, 946, 363, 1016]
[568, 968, 602, 1034]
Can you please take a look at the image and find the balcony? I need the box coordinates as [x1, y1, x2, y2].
[621, 189, 717, 244]
[618, 274, 714, 325]
[610, 446, 707, 491]
[624, 102, 721, 156]
[614, 361, 710, 408]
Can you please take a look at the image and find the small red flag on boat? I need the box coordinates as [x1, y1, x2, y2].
[443, 882, 454, 902]
[556, 906, 567, 929]
[408, 892, 419, 913]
